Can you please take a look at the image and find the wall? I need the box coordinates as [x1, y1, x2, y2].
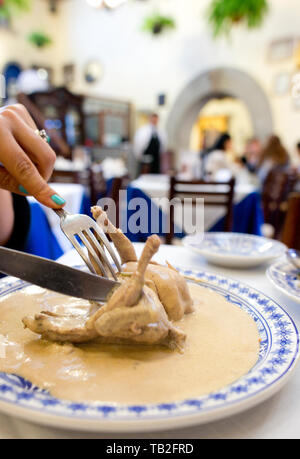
[57, 0, 300, 159]
[1, 0, 300, 159]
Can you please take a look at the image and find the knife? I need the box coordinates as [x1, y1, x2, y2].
[0, 247, 119, 302]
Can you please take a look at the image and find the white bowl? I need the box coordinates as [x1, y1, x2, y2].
[183, 232, 287, 268]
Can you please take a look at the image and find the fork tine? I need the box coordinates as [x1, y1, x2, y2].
[68, 234, 97, 274]
[90, 223, 122, 272]
[54, 209, 122, 277]
[77, 231, 108, 277]
[85, 228, 118, 280]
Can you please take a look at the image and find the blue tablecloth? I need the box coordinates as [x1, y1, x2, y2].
[124, 186, 264, 242]
[24, 193, 92, 260]
[210, 191, 264, 235]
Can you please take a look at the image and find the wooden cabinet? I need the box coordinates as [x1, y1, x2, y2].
[20, 88, 133, 162]
[83, 96, 132, 148]
[28, 87, 85, 155]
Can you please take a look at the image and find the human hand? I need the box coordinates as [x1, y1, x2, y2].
[0, 104, 65, 208]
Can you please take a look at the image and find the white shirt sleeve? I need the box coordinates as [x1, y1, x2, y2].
[205, 150, 229, 176]
[133, 125, 151, 159]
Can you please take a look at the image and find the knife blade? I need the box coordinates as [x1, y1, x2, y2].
[0, 247, 119, 302]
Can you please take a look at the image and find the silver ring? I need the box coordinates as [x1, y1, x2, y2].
[35, 129, 49, 143]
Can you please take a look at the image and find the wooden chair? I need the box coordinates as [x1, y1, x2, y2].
[90, 164, 107, 205]
[105, 175, 130, 228]
[139, 150, 175, 176]
[50, 169, 91, 187]
[166, 176, 235, 244]
[262, 168, 298, 239]
[161, 150, 175, 175]
[281, 192, 300, 250]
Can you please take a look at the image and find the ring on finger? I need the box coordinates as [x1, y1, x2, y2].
[34, 129, 50, 144]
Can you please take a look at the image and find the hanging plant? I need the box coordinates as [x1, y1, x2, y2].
[28, 31, 53, 48]
[0, 0, 31, 21]
[142, 12, 176, 36]
[207, 0, 269, 37]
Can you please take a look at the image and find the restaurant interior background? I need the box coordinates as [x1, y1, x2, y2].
[1, 0, 300, 257]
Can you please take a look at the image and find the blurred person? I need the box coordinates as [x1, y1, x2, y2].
[240, 137, 262, 173]
[178, 151, 202, 180]
[202, 133, 238, 180]
[133, 113, 167, 174]
[291, 142, 300, 191]
[0, 104, 65, 250]
[257, 135, 290, 182]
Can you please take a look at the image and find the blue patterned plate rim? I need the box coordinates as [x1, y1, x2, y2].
[0, 267, 298, 431]
[267, 260, 300, 303]
[183, 232, 287, 259]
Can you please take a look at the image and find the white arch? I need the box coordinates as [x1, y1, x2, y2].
[166, 67, 273, 151]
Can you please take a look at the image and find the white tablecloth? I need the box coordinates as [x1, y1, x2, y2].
[27, 183, 86, 253]
[129, 175, 257, 231]
[1, 243, 299, 438]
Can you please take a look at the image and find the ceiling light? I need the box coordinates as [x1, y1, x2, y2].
[85, 0, 128, 9]
[86, 0, 104, 9]
[104, 0, 127, 8]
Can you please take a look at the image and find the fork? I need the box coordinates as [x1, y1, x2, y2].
[53, 208, 121, 280]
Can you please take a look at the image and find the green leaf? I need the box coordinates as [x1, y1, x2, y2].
[142, 12, 176, 35]
[0, 0, 31, 20]
[207, 0, 269, 37]
[28, 31, 53, 48]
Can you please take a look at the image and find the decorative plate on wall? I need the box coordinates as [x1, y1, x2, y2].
[84, 60, 104, 84]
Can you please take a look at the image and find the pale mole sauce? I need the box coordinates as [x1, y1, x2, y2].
[0, 283, 259, 404]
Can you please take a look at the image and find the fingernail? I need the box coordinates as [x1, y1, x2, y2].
[18, 185, 28, 194]
[51, 194, 66, 205]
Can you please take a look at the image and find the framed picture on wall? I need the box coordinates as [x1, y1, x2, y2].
[63, 64, 75, 87]
[268, 37, 297, 62]
[31, 65, 53, 86]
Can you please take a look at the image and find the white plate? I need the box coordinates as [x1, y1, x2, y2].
[267, 260, 300, 304]
[183, 233, 287, 268]
[0, 269, 298, 433]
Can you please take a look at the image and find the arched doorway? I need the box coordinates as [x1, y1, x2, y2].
[166, 67, 273, 151]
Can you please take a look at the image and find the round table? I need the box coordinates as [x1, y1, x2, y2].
[1, 243, 299, 439]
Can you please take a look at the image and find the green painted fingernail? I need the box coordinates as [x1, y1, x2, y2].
[51, 194, 66, 205]
[19, 185, 28, 194]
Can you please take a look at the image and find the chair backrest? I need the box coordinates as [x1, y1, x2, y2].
[166, 176, 235, 244]
[108, 175, 130, 228]
[50, 169, 91, 187]
[281, 192, 300, 250]
[161, 150, 175, 175]
[262, 167, 298, 239]
[89, 165, 107, 205]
